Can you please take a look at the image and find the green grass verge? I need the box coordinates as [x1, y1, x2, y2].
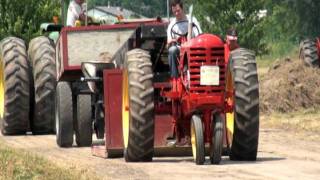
[257, 40, 299, 68]
[261, 108, 320, 141]
[0, 140, 98, 180]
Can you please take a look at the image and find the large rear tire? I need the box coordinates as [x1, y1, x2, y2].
[228, 48, 259, 161]
[0, 37, 30, 135]
[28, 36, 56, 134]
[122, 49, 155, 162]
[56, 82, 73, 147]
[299, 39, 319, 67]
[74, 95, 92, 147]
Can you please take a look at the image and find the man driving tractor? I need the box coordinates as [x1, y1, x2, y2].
[67, 0, 91, 26]
[167, 0, 202, 89]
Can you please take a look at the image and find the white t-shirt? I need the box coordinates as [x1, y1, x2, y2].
[167, 15, 202, 42]
[66, 1, 83, 27]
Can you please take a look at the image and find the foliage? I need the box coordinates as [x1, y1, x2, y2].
[184, 0, 267, 55]
[0, 0, 60, 43]
[0, 140, 98, 180]
[1, 0, 320, 56]
[289, 0, 320, 39]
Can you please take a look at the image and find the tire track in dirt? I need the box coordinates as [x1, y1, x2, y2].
[1, 128, 320, 180]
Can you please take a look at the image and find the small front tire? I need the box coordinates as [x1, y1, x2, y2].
[191, 115, 205, 165]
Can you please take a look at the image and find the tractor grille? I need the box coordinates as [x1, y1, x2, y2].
[189, 47, 225, 93]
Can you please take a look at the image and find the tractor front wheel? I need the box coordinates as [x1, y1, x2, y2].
[55, 82, 74, 147]
[210, 113, 224, 164]
[122, 49, 155, 162]
[191, 115, 205, 165]
[74, 94, 92, 147]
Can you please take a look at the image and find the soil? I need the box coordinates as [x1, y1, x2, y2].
[260, 58, 320, 113]
[1, 124, 320, 180]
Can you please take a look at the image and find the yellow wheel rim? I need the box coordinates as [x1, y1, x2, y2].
[191, 121, 197, 160]
[0, 59, 5, 119]
[226, 67, 235, 146]
[122, 70, 130, 148]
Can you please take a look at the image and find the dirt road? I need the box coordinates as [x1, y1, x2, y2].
[1, 125, 320, 180]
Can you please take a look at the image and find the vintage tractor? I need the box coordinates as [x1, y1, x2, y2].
[299, 38, 320, 67]
[0, 0, 259, 165]
[51, 5, 259, 165]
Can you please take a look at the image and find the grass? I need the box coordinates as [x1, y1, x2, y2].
[257, 40, 299, 68]
[0, 139, 98, 180]
[261, 108, 320, 141]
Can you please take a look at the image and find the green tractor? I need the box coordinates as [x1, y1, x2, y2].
[0, 0, 72, 135]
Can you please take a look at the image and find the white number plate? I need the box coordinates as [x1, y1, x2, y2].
[200, 66, 220, 86]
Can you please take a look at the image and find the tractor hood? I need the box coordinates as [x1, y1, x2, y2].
[188, 34, 224, 48]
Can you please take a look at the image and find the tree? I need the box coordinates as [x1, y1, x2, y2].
[185, 0, 267, 54]
[0, 0, 60, 42]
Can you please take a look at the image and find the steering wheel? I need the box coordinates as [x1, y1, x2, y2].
[170, 20, 200, 40]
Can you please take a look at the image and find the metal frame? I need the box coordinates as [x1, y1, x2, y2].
[57, 21, 168, 81]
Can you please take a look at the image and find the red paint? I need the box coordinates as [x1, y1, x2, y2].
[104, 69, 124, 149]
[316, 38, 320, 63]
[102, 69, 183, 154]
[154, 115, 175, 147]
[155, 33, 232, 146]
[96, 32, 234, 157]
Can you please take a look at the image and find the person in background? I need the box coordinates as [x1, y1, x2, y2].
[226, 28, 239, 51]
[66, 0, 90, 27]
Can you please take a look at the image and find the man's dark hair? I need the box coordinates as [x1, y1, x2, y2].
[227, 28, 238, 37]
[170, 0, 183, 9]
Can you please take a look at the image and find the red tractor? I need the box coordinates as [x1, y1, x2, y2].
[61, 14, 258, 165]
[0, 1, 259, 165]
[299, 38, 320, 67]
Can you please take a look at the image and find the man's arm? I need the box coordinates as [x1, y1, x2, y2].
[167, 22, 178, 47]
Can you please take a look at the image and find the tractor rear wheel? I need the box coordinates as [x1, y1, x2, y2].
[122, 49, 155, 162]
[0, 37, 30, 135]
[74, 95, 92, 147]
[56, 82, 74, 147]
[28, 36, 56, 134]
[228, 48, 259, 161]
[210, 113, 224, 164]
[299, 39, 319, 67]
[191, 115, 205, 165]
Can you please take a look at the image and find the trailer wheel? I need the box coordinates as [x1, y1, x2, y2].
[299, 39, 319, 67]
[227, 48, 259, 161]
[210, 113, 224, 164]
[56, 82, 73, 147]
[0, 37, 30, 135]
[122, 49, 154, 162]
[74, 95, 92, 147]
[28, 36, 56, 134]
[191, 115, 205, 165]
